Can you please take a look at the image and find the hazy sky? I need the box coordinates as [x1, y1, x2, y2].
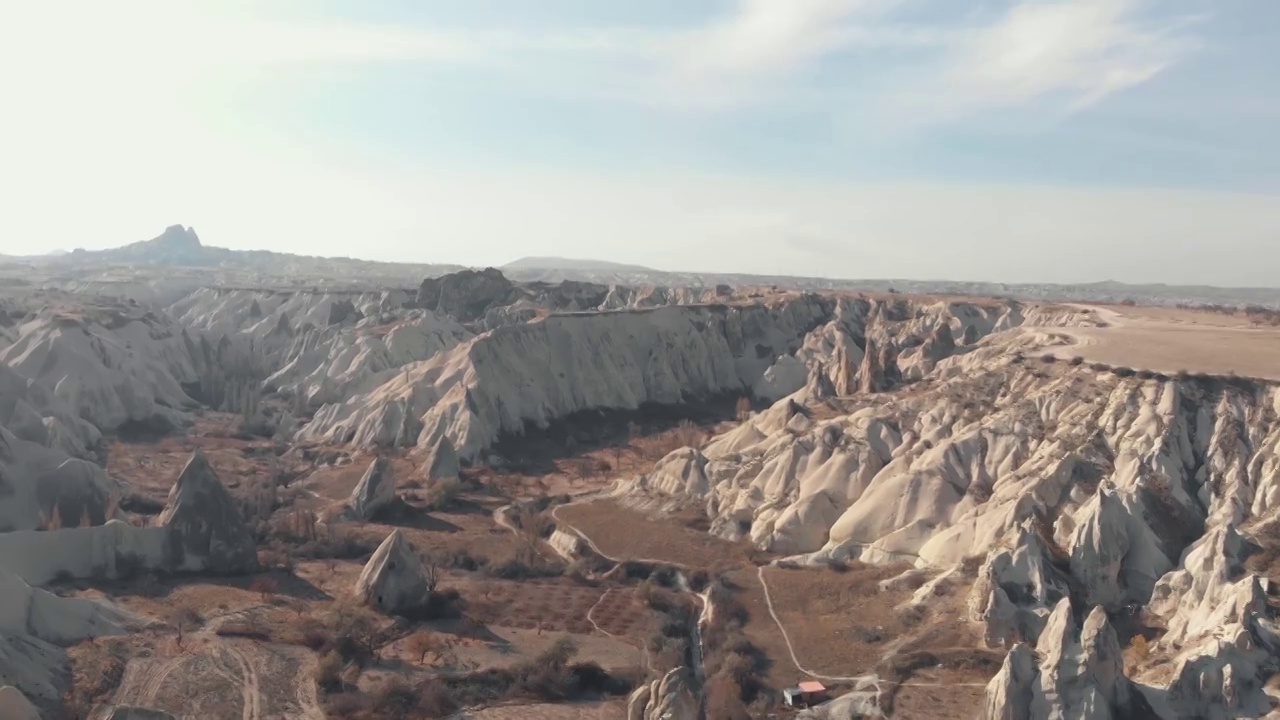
[1, 0, 1276, 285]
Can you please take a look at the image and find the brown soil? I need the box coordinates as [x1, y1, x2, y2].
[889, 668, 990, 719]
[445, 577, 647, 639]
[454, 700, 627, 719]
[1042, 305, 1280, 380]
[723, 567, 803, 690]
[757, 564, 914, 678]
[554, 501, 754, 568]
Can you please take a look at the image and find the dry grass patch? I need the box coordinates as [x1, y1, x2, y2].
[756, 563, 913, 677]
[722, 567, 798, 690]
[448, 577, 647, 638]
[888, 667, 992, 719]
[555, 501, 752, 568]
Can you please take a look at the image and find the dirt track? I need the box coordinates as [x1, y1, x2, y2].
[111, 633, 324, 720]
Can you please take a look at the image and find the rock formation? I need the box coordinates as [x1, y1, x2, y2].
[348, 456, 397, 520]
[0, 306, 197, 434]
[421, 436, 460, 487]
[969, 520, 1071, 647]
[0, 565, 139, 710]
[857, 337, 900, 393]
[417, 268, 518, 322]
[299, 297, 832, 459]
[0, 362, 102, 460]
[0, 686, 39, 720]
[355, 529, 430, 614]
[982, 600, 1142, 720]
[326, 298, 362, 326]
[0, 426, 117, 532]
[627, 667, 698, 720]
[157, 450, 258, 574]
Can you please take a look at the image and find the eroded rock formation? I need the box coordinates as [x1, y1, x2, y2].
[355, 529, 430, 614]
[158, 450, 258, 574]
[348, 456, 396, 521]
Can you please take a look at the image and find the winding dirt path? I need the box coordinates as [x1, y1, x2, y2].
[290, 650, 326, 720]
[551, 498, 986, 717]
[221, 643, 262, 720]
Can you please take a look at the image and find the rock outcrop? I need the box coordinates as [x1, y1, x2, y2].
[299, 297, 833, 460]
[157, 450, 257, 574]
[969, 520, 1071, 647]
[857, 337, 900, 393]
[0, 565, 139, 709]
[0, 362, 102, 460]
[348, 456, 396, 520]
[627, 667, 698, 720]
[355, 530, 430, 614]
[417, 268, 518, 322]
[0, 426, 117, 533]
[0, 686, 39, 720]
[421, 436, 460, 487]
[1, 306, 198, 434]
[326, 299, 362, 326]
[982, 600, 1141, 720]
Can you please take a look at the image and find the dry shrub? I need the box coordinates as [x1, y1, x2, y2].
[371, 678, 417, 720]
[315, 651, 345, 691]
[1129, 635, 1151, 662]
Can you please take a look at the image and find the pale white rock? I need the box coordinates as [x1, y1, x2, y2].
[981, 643, 1036, 720]
[969, 521, 1071, 646]
[421, 436, 460, 486]
[355, 529, 430, 614]
[983, 599, 1139, 720]
[631, 448, 710, 499]
[0, 426, 118, 533]
[299, 298, 833, 460]
[157, 450, 258, 574]
[0, 685, 39, 720]
[0, 521, 170, 586]
[626, 667, 698, 720]
[347, 456, 396, 521]
[548, 528, 585, 560]
[1, 307, 197, 433]
[0, 564, 139, 708]
[753, 354, 808, 402]
[0, 362, 101, 460]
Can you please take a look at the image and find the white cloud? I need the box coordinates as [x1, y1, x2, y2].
[679, 0, 888, 76]
[941, 0, 1199, 113]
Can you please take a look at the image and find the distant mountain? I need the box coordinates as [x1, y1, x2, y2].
[503, 256, 658, 274]
[17, 225, 466, 281]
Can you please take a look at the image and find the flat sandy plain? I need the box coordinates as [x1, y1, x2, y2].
[1037, 304, 1280, 380]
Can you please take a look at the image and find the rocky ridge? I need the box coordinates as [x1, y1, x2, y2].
[611, 305, 1280, 718]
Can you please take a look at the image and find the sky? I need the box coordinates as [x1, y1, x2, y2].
[0, 0, 1276, 285]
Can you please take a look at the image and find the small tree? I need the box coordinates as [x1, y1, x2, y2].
[421, 551, 441, 594]
[171, 604, 203, 648]
[735, 395, 752, 421]
[250, 575, 279, 602]
[405, 631, 453, 666]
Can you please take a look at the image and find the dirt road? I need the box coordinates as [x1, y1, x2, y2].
[110, 634, 324, 720]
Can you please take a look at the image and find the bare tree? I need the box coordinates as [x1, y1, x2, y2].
[420, 551, 441, 594]
[250, 575, 279, 602]
[171, 604, 203, 648]
[405, 631, 453, 666]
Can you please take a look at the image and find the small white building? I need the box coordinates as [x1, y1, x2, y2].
[783, 681, 828, 708]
